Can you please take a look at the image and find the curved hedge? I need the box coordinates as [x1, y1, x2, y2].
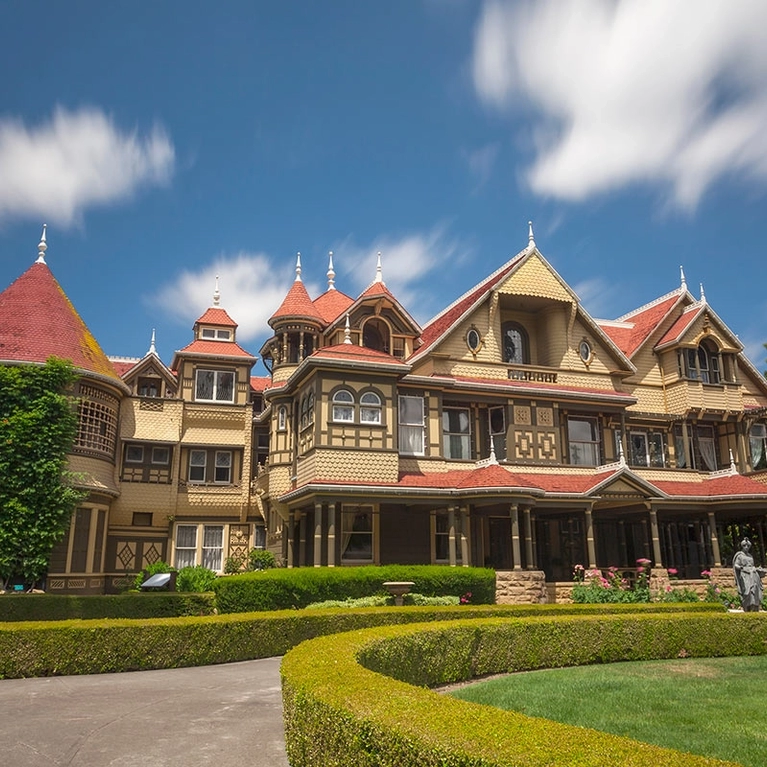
[281, 613, 766, 767]
[213, 565, 496, 612]
[0, 602, 717, 678]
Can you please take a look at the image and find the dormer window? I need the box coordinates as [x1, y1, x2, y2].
[501, 322, 529, 365]
[201, 328, 231, 341]
[679, 340, 721, 384]
[195, 369, 235, 402]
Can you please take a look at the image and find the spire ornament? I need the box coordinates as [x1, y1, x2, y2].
[680, 265, 687, 291]
[343, 314, 352, 344]
[700, 283, 707, 304]
[528, 220, 535, 249]
[36, 224, 48, 264]
[327, 251, 336, 291]
[213, 275, 220, 307]
[295, 252, 302, 282]
[374, 251, 383, 283]
[148, 329, 157, 356]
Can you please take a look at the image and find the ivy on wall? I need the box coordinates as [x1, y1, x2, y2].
[0, 357, 85, 590]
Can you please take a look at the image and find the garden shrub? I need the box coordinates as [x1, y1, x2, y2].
[0, 592, 215, 622]
[249, 548, 277, 570]
[213, 565, 495, 612]
[175, 565, 217, 593]
[0, 602, 717, 678]
[282, 612, 763, 767]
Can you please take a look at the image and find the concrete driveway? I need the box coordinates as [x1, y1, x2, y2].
[0, 658, 288, 767]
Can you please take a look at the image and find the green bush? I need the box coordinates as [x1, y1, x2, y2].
[175, 565, 217, 593]
[282, 612, 760, 767]
[305, 593, 462, 610]
[0, 592, 216, 622]
[248, 548, 277, 570]
[0, 602, 717, 678]
[213, 565, 496, 612]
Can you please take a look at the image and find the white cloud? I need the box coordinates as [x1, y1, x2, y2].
[463, 142, 500, 192]
[472, 0, 767, 209]
[572, 277, 621, 320]
[0, 106, 174, 225]
[332, 225, 468, 321]
[149, 253, 319, 347]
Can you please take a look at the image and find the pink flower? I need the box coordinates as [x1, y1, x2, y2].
[701, 570, 711, 577]
[574, 564, 584, 571]
[667, 568, 678, 575]
[636, 558, 651, 565]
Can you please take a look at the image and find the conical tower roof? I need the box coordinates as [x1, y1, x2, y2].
[268, 254, 323, 327]
[0, 260, 122, 384]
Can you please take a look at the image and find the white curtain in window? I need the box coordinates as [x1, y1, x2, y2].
[698, 434, 717, 471]
[202, 525, 224, 571]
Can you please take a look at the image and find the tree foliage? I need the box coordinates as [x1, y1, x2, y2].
[0, 358, 85, 589]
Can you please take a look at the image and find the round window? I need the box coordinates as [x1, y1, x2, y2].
[579, 340, 592, 362]
[467, 328, 481, 353]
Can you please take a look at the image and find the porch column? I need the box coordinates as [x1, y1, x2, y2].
[281, 332, 288, 364]
[510, 503, 522, 571]
[707, 511, 721, 567]
[649, 508, 663, 566]
[287, 511, 295, 568]
[314, 502, 323, 567]
[584, 507, 596, 569]
[530, 512, 538, 568]
[459, 506, 470, 566]
[298, 512, 307, 567]
[523, 506, 535, 569]
[448, 506, 457, 567]
[327, 502, 337, 567]
[299, 330, 305, 360]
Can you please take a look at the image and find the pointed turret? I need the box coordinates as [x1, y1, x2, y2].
[268, 253, 323, 327]
[0, 226, 123, 385]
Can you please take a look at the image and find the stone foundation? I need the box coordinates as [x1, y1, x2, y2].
[495, 570, 548, 604]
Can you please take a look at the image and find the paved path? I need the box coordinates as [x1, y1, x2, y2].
[0, 658, 289, 767]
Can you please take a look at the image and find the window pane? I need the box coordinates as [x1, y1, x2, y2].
[126, 445, 144, 463]
[196, 370, 214, 400]
[214, 451, 232, 483]
[360, 392, 380, 405]
[152, 447, 169, 465]
[629, 433, 648, 466]
[333, 405, 354, 422]
[399, 396, 423, 425]
[341, 510, 373, 561]
[189, 450, 206, 482]
[648, 433, 665, 467]
[216, 372, 235, 401]
[334, 390, 354, 403]
[360, 407, 381, 424]
[176, 549, 197, 569]
[176, 525, 197, 549]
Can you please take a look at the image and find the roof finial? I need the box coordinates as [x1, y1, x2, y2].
[327, 251, 336, 291]
[148, 328, 157, 356]
[729, 448, 737, 475]
[617, 436, 626, 467]
[295, 252, 302, 282]
[528, 220, 535, 249]
[488, 438, 498, 465]
[700, 282, 706, 304]
[343, 313, 352, 344]
[36, 224, 48, 264]
[374, 251, 383, 283]
[213, 275, 220, 306]
[680, 265, 687, 291]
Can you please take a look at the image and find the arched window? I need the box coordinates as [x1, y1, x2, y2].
[332, 389, 355, 422]
[277, 406, 287, 431]
[300, 395, 309, 429]
[307, 391, 315, 426]
[362, 318, 391, 353]
[360, 391, 382, 424]
[501, 322, 529, 365]
[683, 340, 721, 383]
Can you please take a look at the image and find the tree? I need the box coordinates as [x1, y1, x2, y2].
[0, 358, 85, 590]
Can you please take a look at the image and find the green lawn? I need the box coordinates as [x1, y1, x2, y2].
[450, 656, 767, 767]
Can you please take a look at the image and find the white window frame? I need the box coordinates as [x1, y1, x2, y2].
[152, 446, 170, 465]
[277, 405, 287, 431]
[398, 395, 425, 455]
[628, 431, 649, 467]
[332, 389, 355, 423]
[340, 505, 375, 563]
[188, 449, 207, 483]
[125, 445, 144, 463]
[568, 417, 600, 466]
[751, 423, 767, 471]
[174, 523, 226, 572]
[202, 525, 224, 571]
[174, 524, 198, 569]
[360, 391, 382, 424]
[195, 369, 235, 403]
[442, 407, 471, 460]
[201, 328, 231, 340]
[214, 450, 232, 484]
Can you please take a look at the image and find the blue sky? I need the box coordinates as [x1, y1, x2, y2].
[1, 1, 766, 375]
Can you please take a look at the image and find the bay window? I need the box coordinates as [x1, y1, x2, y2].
[751, 424, 767, 470]
[443, 407, 471, 459]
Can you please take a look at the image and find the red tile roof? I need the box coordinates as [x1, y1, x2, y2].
[313, 289, 354, 325]
[603, 293, 682, 357]
[269, 280, 323, 326]
[250, 375, 272, 393]
[195, 307, 238, 327]
[655, 305, 702, 348]
[311, 343, 409, 367]
[110, 359, 140, 377]
[412, 252, 526, 360]
[0, 262, 122, 383]
[654, 474, 767, 498]
[175, 339, 256, 359]
[360, 281, 393, 299]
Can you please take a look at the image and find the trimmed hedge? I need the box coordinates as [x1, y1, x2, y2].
[0, 602, 717, 678]
[213, 565, 495, 612]
[282, 612, 764, 767]
[0, 592, 216, 622]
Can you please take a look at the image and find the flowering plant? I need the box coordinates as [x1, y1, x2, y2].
[459, 591, 472, 604]
[701, 570, 740, 610]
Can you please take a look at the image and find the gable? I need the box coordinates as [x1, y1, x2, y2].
[494, 251, 572, 303]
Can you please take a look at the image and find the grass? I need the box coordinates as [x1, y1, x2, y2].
[451, 656, 767, 767]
